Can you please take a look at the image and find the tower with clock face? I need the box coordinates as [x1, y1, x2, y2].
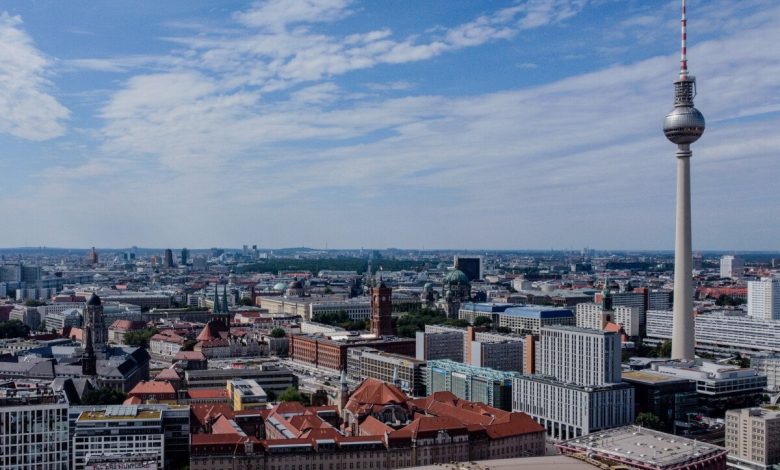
[370, 280, 394, 337]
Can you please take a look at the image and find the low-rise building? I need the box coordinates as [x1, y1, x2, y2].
[498, 306, 575, 335]
[227, 379, 267, 411]
[726, 407, 780, 470]
[347, 347, 427, 396]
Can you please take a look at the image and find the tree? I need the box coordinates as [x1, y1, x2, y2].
[269, 327, 287, 338]
[0, 320, 30, 339]
[496, 326, 512, 334]
[635, 412, 662, 430]
[473, 316, 492, 327]
[657, 340, 672, 358]
[239, 298, 254, 306]
[124, 328, 159, 348]
[180, 339, 197, 351]
[24, 299, 46, 307]
[277, 386, 310, 405]
[82, 388, 127, 405]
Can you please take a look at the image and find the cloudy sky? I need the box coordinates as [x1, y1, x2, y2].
[1, 0, 778, 251]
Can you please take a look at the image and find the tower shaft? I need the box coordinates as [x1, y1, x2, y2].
[672, 146, 695, 360]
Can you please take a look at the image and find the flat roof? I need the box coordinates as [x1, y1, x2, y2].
[403, 456, 593, 470]
[77, 409, 161, 421]
[502, 306, 574, 319]
[558, 425, 726, 468]
[622, 370, 692, 385]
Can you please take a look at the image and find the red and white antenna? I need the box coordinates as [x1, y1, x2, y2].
[680, 0, 689, 78]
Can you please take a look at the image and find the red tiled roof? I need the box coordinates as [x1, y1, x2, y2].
[187, 388, 229, 399]
[128, 380, 176, 396]
[211, 415, 241, 435]
[155, 368, 181, 381]
[173, 351, 206, 361]
[359, 415, 394, 436]
[345, 378, 408, 415]
[109, 319, 147, 331]
[197, 320, 230, 342]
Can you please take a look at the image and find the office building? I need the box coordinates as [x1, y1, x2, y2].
[426, 360, 522, 410]
[458, 302, 520, 324]
[454, 255, 483, 281]
[648, 289, 673, 311]
[45, 308, 82, 332]
[289, 332, 415, 371]
[726, 407, 780, 470]
[647, 309, 780, 355]
[621, 370, 698, 433]
[721, 255, 745, 279]
[163, 248, 174, 268]
[557, 426, 728, 470]
[0, 388, 69, 470]
[497, 306, 575, 335]
[470, 331, 524, 373]
[184, 363, 297, 392]
[748, 277, 780, 320]
[347, 347, 426, 396]
[538, 326, 621, 387]
[180, 247, 189, 266]
[415, 329, 464, 362]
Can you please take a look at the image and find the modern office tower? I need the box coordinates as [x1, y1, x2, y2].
[663, 0, 705, 362]
[163, 248, 174, 268]
[538, 326, 621, 386]
[720, 255, 745, 279]
[426, 359, 521, 411]
[71, 405, 165, 470]
[0, 390, 69, 469]
[748, 277, 780, 320]
[180, 247, 189, 266]
[726, 408, 780, 470]
[454, 255, 483, 281]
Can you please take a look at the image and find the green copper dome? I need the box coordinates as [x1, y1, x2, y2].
[273, 282, 287, 291]
[444, 269, 469, 285]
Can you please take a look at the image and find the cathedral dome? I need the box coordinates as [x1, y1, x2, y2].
[444, 269, 469, 285]
[273, 282, 287, 292]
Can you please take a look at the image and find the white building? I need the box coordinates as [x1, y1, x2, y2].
[647, 309, 780, 354]
[0, 397, 69, 469]
[512, 376, 634, 440]
[45, 308, 82, 332]
[71, 405, 165, 470]
[538, 326, 621, 387]
[752, 354, 780, 392]
[721, 255, 745, 279]
[726, 407, 780, 470]
[748, 277, 780, 320]
[575, 303, 610, 331]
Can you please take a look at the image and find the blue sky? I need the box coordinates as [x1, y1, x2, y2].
[1, 0, 779, 250]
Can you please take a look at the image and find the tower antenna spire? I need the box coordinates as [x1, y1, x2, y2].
[680, 0, 688, 78]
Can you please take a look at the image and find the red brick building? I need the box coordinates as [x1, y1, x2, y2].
[288, 334, 415, 371]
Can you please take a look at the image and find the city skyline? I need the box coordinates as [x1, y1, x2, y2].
[1, 0, 779, 250]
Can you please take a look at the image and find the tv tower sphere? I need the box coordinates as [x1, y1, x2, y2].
[663, 104, 705, 145]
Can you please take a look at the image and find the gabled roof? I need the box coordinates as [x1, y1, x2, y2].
[345, 378, 408, 415]
[128, 380, 176, 396]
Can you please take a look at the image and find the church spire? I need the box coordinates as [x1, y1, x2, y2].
[222, 283, 229, 314]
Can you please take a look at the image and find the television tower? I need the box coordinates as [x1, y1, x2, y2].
[663, 0, 705, 361]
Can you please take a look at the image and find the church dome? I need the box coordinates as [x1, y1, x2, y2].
[273, 282, 287, 292]
[444, 269, 469, 285]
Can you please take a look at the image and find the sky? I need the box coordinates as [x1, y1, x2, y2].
[0, 0, 779, 251]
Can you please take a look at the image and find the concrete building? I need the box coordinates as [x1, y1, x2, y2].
[647, 309, 780, 355]
[498, 306, 575, 335]
[726, 407, 780, 470]
[721, 255, 745, 279]
[512, 376, 634, 440]
[748, 277, 780, 320]
[415, 330, 464, 362]
[0, 388, 70, 470]
[538, 326, 621, 387]
[557, 426, 728, 470]
[184, 363, 297, 393]
[751, 354, 780, 392]
[71, 405, 165, 470]
[45, 308, 82, 332]
[621, 370, 698, 433]
[575, 302, 611, 331]
[470, 335, 524, 373]
[458, 302, 520, 325]
[289, 332, 415, 371]
[426, 359, 521, 410]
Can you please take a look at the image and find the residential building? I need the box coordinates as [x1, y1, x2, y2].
[751, 354, 780, 392]
[45, 308, 82, 332]
[415, 330, 464, 362]
[726, 407, 780, 470]
[538, 326, 621, 387]
[748, 277, 780, 320]
[347, 347, 427, 396]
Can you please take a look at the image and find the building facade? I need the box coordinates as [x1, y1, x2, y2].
[426, 359, 521, 410]
[725, 407, 780, 470]
[748, 277, 780, 321]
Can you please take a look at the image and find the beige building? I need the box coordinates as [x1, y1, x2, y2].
[726, 407, 780, 470]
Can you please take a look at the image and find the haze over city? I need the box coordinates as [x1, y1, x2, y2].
[1, 0, 778, 250]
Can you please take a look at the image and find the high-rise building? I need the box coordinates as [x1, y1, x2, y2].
[454, 255, 483, 281]
[720, 255, 745, 279]
[748, 277, 780, 320]
[538, 326, 621, 386]
[86, 247, 98, 265]
[180, 247, 189, 266]
[663, 0, 705, 362]
[0, 390, 69, 469]
[726, 407, 780, 470]
[163, 248, 174, 268]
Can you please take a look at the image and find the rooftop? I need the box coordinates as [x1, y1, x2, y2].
[502, 306, 574, 319]
[77, 406, 162, 421]
[622, 370, 692, 385]
[557, 425, 726, 469]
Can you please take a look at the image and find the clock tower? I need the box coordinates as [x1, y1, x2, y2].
[370, 279, 394, 337]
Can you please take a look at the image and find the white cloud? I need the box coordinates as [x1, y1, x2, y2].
[0, 12, 68, 140]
